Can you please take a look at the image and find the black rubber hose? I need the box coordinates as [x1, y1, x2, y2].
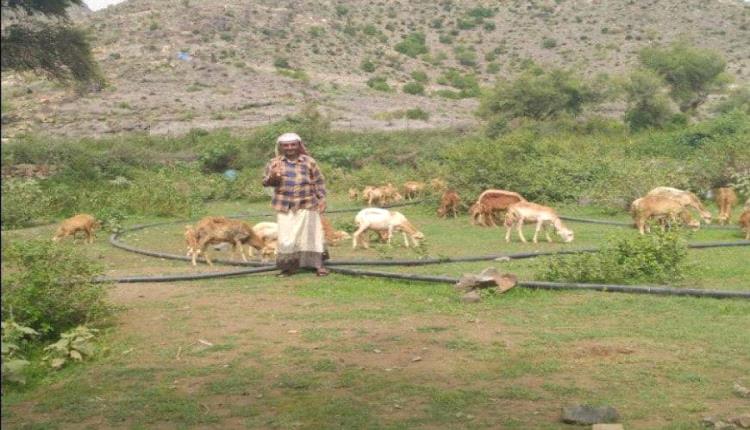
[95, 266, 278, 283]
[560, 215, 739, 231]
[326, 267, 750, 300]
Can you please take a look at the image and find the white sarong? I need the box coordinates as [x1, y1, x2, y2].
[276, 209, 326, 270]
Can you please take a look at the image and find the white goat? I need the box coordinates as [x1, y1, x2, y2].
[352, 208, 424, 249]
[504, 202, 574, 243]
[250, 221, 279, 261]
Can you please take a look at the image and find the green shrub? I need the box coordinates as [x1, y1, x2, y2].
[1, 179, 52, 229]
[541, 37, 557, 49]
[360, 59, 376, 73]
[367, 76, 391, 92]
[537, 230, 689, 284]
[405, 108, 430, 121]
[639, 42, 727, 112]
[438, 34, 453, 44]
[712, 86, 750, 115]
[198, 141, 238, 172]
[1, 320, 38, 385]
[479, 66, 600, 124]
[623, 69, 674, 131]
[1, 240, 113, 338]
[411, 70, 428, 83]
[394, 32, 428, 58]
[403, 81, 425, 95]
[273, 57, 291, 69]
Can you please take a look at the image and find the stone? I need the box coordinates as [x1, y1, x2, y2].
[592, 425, 624, 430]
[561, 405, 620, 425]
[734, 382, 750, 398]
[731, 414, 750, 429]
[495, 273, 518, 293]
[461, 290, 481, 303]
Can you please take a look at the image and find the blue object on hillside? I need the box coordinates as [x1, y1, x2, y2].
[223, 169, 238, 181]
[177, 51, 191, 61]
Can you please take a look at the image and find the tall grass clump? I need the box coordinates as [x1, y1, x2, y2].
[1, 240, 113, 338]
[537, 230, 689, 284]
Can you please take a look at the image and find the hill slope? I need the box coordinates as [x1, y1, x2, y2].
[2, 0, 748, 137]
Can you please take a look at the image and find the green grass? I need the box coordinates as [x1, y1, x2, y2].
[2, 197, 749, 429]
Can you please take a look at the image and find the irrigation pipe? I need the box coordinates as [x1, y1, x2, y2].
[560, 215, 738, 231]
[103, 206, 749, 299]
[326, 267, 750, 300]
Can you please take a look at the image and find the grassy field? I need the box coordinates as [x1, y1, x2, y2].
[2, 197, 749, 429]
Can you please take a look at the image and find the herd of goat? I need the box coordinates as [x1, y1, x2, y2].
[52, 180, 750, 265]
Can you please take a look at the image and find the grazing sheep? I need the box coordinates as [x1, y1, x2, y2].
[504, 202, 574, 243]
[631, 195, 696, 235]
[715, 187, 738, 225]
[352, 208, 424, 249]
[646, 186, 712, 224]
[52, 214, 100, 244]
[430, 178, 447, 192]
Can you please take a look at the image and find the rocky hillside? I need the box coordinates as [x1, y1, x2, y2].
[2, 0, 748, 137]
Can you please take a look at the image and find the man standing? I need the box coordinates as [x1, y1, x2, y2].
[262, 133, 330, 277]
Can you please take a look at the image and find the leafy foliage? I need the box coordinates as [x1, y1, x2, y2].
[394, 32, 428, 58]
[479, 66, 600, 126]
[1, 240, 112, 338]
[1, 0, 102, 87]
[639, 42, 727, 112]
[1, 320, 39, 385]
[1, 179, 52, 229]
[402, 82, 425, 95]
[712, 86, 750, 115]
[538, 230, 689, 284]
[367, 76, 391, 92]
[43, 326, 98, 369]
[623, 69, 674, 131]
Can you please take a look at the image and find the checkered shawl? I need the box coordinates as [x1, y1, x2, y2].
[262, 155, 326, 213]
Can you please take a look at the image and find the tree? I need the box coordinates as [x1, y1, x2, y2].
[1, 0, 102, 87]
[479, 65, 601, 124]
[622, 69, 674, 131]
[639, 42, 727, 113]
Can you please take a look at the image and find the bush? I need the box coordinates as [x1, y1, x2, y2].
[1, 240, 113, 338]
[712, 86, 750, 115]
[360, 59, 376, 73]
[273, 57, 291, 69]
[405, 108, 430, 121]
[1, 179, 52, 229]
[402, 81, 425, 95]
[623, 69, 674, 131]
[394, 32, 428, 58]
[639, 42, 727, 112]
[198, 141, 238, 172]
[541, 37, 557, 49]
[367, 76, 391, 92]
[537, 230, 689, 284]
[478, 66, 600, 125]
[411, 70, 428, 83]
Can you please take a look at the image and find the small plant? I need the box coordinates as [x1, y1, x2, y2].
[394, 32, 428, 58]
[360, 59, 376, 73]
[541, 37, 558, 49]
[273, 57, 291, 69]
[2, 240, 112, 338]
[403, 82, 425, 95]
[1, 320, 38, 385]
[43, 326, 98, 369]
[411, 70, 428, 83]
[199, 142, 238, 172]
[1, 179, 52, 229]
[537, 230, 689, 284]
[406, 108, 429, 121]
[367, 76, 391, 92]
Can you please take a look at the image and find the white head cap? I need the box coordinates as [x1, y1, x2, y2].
[277, 132, 302, 144]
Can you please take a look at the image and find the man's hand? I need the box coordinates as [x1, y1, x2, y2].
[317, 200, 327, 213]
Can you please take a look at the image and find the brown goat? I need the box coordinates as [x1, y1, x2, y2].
[470, 190, 526, 227]
[740, 209, 750, 240]
[52, 214, 100, 244]
[190, 217, 265, 266]
[436, 190, 460, 218]
[320, 215, 351, 246]
[715, 187, 738, 225]
[402, 181, 426, 200]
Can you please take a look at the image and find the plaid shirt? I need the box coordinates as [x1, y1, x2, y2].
[262, 155, 326, 213]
